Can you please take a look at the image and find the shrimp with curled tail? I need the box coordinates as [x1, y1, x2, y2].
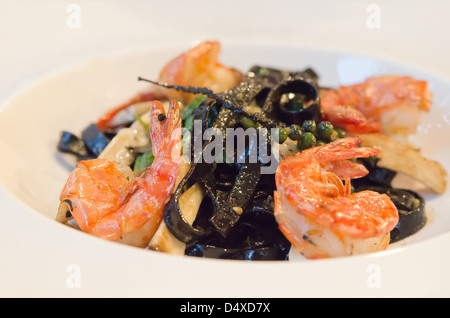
[96, 40, 243, 131]
[158, 40, 243, 104]
[320, 75, 432, 137]
[274, 137, 399, 259]
[59, 100, 181, 247]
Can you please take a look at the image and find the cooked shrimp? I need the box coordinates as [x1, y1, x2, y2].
[96, 41, 243, 131]
[274, 137, 399, 259]
[157, 40, 243, 103]
[320, 75, 432, 136]
[59, 100, 181, 246]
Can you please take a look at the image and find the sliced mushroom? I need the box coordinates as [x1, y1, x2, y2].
[98, 112, 151, 167]
[355, 133, 447, 194]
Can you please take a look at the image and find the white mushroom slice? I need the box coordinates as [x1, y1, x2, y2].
[98, 101, 172, 166]
[355, 133, 447, 194]
[98, 112, 151, 166]
[175, 158, 191, 189]
[278, 138, 299, 160]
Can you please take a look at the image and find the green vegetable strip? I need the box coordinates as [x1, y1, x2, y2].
[184, 114, 194, 131]
[180, 95, 208, 121]
[133, 151, 154, 174]
[132, 113, 154, 173]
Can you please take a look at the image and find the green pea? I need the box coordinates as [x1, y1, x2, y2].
[317, 121, 334, 140]
[316, 140, 327, 146]
[288, 124, 302, 141]
[275, 128, 289, 144]
[302, 120, 316, 134]
[297, 132, 317, 150]
[335, 128, 346, 138]
[240, 117, 255, 129]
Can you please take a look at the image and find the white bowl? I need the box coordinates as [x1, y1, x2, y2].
[1, 42, 449, 297]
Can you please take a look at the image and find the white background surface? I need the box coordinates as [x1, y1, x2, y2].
[2, 0, 450, 102]
[1, 0, 449, 298]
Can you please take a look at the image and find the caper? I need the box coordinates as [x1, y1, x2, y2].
[288, 124, 302, 141]
[317, 121, 334, 140]
[297, 132, 317, 150]
[302, 120, 316, 134]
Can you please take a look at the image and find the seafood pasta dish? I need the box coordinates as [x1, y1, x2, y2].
[56, 41, 447, 260]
